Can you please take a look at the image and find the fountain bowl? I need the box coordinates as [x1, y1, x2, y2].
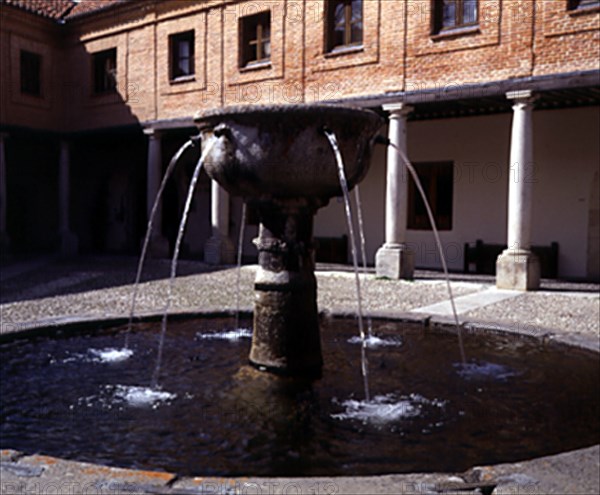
[194, 104, 383, 201]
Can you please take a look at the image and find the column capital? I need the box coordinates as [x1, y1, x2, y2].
[382, 102, 414, 117]
[506, 90, 538, 106]
[143, 127, 162, 139]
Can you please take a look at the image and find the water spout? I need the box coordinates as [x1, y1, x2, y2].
[387, 143, 466, 364]
[324, 128, 370, 402]
[151, 137, 217, 388]
[126, 138, 196, 348]
[235, 202, 247, 331]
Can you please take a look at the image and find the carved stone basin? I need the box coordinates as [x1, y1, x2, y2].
[194, 104, 383, 376]
[194, 104, 383, 201]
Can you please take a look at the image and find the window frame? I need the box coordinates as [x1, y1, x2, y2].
[431, 0, 479, 35]
[326, 0, 364, 53]
[169, 30, 195, 82]
[407, 161, 454, 231]
[92, 48, 117, 95]
[20, 49, 42, 97]
[239, 11, 272, 69]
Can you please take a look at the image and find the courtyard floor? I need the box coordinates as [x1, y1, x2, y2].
[0, 254, 599, 494]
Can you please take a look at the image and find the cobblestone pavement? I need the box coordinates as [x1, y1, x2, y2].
[1, 256, 598, 340]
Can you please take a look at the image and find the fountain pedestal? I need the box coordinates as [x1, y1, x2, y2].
[250, 199, 323, 375]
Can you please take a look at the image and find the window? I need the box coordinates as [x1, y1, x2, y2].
[170, 31, 195, 81]
[240, 12, 271, 67]
[326, 0, 363, 52]
[20, 50, 41, 96]
[432, 0, 478, 34]
[568, 0, 600, 10]
[408, 162, 454, 231]
[92, 48, 117, 94]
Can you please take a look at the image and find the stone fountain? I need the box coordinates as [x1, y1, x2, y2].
[194, 104, 383, 376]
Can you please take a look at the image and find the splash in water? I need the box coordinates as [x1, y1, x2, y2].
[324, 128, 370, 402]
[196, 328, 252, 341]
[152, 137, 217, 388]
[89, 348, 134, 363]
[125, 139, 196, 349]
[113, 385, 176, 408]
[348, 335, 403, 348]
[332, 393, 446, 425]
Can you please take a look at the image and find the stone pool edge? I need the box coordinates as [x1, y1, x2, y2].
[1, 310, 599, 495]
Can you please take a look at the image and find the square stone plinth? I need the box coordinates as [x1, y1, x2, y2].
[375, 245, 415, 280]
[496, 249, 540, 291]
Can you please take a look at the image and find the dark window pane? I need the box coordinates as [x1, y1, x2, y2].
[408, 162, 454, 231]
[20, 50, 41, 96]
[170, 31, 194, 79]
[93, 48, 116, 94]
[442, 0, 457, 28]
[463, 0, 477, 24]
[571, 0, 600, 8]
[328, 0, 363, 50]
[434, 0, 478, 33]
[240, 12, 271, 66]
[351, 23, 363, 44]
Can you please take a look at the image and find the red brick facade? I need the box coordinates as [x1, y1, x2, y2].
[1, 0, 598, 131]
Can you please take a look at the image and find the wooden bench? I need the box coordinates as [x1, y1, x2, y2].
[464, 239, 559, 279]
[315, 235, 348, 264]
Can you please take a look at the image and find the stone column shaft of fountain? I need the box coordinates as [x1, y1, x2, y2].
[195, 104, 383, 377]
[251, 198, 324, 375]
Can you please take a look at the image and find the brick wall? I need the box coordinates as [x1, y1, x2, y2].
[1, 0, 598, 132]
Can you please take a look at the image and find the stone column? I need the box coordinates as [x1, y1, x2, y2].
[58, 140, 78, 255]
[0, 133, 10, 256]
[496, 90, 540, 290]
[375, 103, 415, 279]
[250, 198, 322, 375]
[204, 180, 235, 264]
[144, 128, 169, 258]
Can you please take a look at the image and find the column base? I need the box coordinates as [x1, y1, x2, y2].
[204, 234, 235, 265]
[496, 249, 540, 291]
[375, 244, 415, 280]
[147, 235, 170, 259]
[59, 230, 78, 256]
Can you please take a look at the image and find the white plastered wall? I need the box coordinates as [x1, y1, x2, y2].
[314, 105, 600, 279]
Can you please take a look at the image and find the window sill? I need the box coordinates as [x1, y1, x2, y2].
[170, 75, 196, 85]
[430, 25, 480, 41]
[239, 60, 272, 72]
[324, 44, 364, 58]
[568, 5, 600, 16]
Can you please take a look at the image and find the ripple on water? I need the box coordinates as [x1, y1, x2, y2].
[454, 361, 519, 381]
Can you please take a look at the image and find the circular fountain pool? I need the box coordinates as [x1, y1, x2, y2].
[1, 316, 598, 477]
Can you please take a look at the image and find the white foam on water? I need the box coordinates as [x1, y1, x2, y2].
[347, 335, 403, 348]
[196, 328, 252, 341]
[89, 348, 134, 363]
[112, 385, 176, 408]
[331, 393, 445, 425]
[454, 361, 518, 381]
[53, 347, 133, 365]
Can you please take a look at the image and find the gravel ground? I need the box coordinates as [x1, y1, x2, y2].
[1, 256, 598, 340]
